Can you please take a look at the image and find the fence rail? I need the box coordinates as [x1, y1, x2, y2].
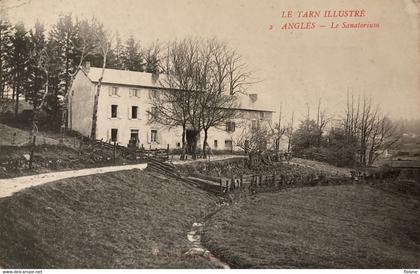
[216, 172, 372, 194]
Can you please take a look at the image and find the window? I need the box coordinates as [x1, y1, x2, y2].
[130, 88, 140, 97]
[111, 128, 118, 142]
[226, 121, 236, 132]
[225, 140, 233, 149]
[259, 112, 265, 119]
[150, 130, 158, 142]
[214, 140, 218, 149]
[251, 119, 257, 130]
[176, 142, 181, 148]
[131, 106, 138, 119]
[111, 105, 118, 118]
[110, 86, 119, 96]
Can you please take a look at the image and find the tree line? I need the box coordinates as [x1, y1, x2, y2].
[242, 94, 400, 168]
[0, 14, 161, 128]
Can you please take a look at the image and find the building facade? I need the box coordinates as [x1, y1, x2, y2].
[68, 66, 274, 151]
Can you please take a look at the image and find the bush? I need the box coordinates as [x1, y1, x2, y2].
[295, 146, 356, 167]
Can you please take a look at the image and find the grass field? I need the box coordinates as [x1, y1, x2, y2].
[0, 123, 59, 146]
[0, 170, 217, 268]
[202, 184, 420, 268]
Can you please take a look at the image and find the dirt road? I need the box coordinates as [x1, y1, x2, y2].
[0, 163, 147, 198]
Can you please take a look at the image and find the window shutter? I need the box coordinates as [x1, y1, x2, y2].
[107, 129, 110, 142]
[157, 130, 162, 144]
[128, 106, 132, 120]
[137, 106, 140, 120]
[147, 130, 150, 144]
[108, 86, 112, 96]
[107, 105, 110, 118]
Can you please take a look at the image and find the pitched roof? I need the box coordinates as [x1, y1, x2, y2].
[82, 67, 274, 112]
[85, 67, 165, 88]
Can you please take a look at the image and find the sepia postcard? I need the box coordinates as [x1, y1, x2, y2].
[0, 0, 419, 271]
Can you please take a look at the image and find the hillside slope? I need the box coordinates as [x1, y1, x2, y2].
[0, 123, 58, 146]
[0, 170, 217, 268]
[203, 184, 420, 268]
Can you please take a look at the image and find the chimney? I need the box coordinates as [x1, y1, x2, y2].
[84, 61, 91, 72]
[249, 93, 258, 103]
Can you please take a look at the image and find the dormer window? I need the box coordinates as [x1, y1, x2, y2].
[109, 86, 119, 96]
[130, 88, 140, 97]
[251, 119, 258, 130]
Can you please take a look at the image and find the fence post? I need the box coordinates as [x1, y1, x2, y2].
[29, 135, 36, 169]
[240, 174, 243, 188]
[273, 172, 276, 187]
[167, 144, 170, 160]
[11, 132, 16, 146]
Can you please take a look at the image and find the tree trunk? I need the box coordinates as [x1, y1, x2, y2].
[14, 85, 19, 121]
[90, 55, 107, 140]
[202, 128, 208, 159]
[191, 130, 200, 160]
[180, 124, 186, 160]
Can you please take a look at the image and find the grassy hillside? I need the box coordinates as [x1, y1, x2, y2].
[0, 123, 59, 146]
[203, 184, 420, 268]
[0, 170, 217, 268]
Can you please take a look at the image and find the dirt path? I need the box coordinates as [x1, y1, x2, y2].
[0, 163, 147, 198]
[172, 155, 246, 165]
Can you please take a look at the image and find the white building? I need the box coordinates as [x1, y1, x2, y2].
[68, 66, 274, 151]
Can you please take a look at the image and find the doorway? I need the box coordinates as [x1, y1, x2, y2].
[129, 129, 139, 147]
[186, 129, 199, 154]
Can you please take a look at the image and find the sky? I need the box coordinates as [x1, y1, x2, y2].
[1, 0, 419, 122]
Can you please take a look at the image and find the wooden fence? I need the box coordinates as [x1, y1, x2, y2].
[218, 172, 358, 194]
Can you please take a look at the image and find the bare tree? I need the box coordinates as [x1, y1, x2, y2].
[285, 111, 294, 154]
[90, 24, 113, 140]
[270, 103, 287, 151]
[148, 38, 203, 159]
[149, 37, 252, 159]
[236, 123, 273, 167]
[198, 39, 244, 158]
[62, 17, 102, 132]
[315, 98, 330, 146]
[342, 92, 397, 166]
[73, 18, 100, 73]
[226, 49, 253, 95]
[367, 115, 398, 165]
